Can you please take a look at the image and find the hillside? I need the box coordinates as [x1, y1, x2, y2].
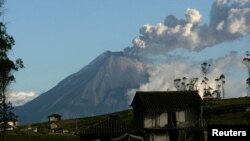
[20, 97, 250, 133]
[203, 97, 250, 124]
[18, 109, 133, 134]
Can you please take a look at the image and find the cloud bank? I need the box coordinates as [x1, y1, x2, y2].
[125, 0, 250, 56]
[7, 92, 38, 106]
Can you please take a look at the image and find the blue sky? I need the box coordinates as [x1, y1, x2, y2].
[3, 0, 250, 105]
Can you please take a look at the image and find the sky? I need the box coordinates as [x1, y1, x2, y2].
[3, 0, 250, 106]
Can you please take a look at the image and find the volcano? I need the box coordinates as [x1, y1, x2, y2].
[14, 51, 148, 124]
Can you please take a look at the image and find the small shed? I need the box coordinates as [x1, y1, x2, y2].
[77, 116, 144, 141]
[48, 113, 63, 133]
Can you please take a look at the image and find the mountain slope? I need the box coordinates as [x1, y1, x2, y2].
[15, 51, 148, 124]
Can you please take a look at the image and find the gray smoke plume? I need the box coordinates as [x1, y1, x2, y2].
[125, 0, 250, 56]
[126, 51, 246, 102]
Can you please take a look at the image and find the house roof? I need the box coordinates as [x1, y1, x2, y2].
[48, 113, 61, 118]
[131, 91, 203, 112]
[78, 116, 144, 135]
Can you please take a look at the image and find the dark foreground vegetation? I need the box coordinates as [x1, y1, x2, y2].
[5, 134, 78, 141]
[204, 96, 250, 124]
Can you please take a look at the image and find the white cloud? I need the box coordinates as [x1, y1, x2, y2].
[7, 91, 38, 106]
[186, 8, 202, 24]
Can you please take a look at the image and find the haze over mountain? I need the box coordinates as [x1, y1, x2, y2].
[15, 51, 148, 123]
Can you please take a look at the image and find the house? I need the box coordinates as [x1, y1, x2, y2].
[48, 113, 63, 132]
[50, 122, 59, 129]
[48, 113, 61, 122]
[0, 118, 18, 131]
[49, 122, 63, 133]
[131, 91, 204, 141]
[77, 116, 144, 141]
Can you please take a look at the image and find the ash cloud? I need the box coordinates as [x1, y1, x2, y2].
[125, 0, 250, 102]
[127, 51, 246, 102]
[126, 0, 250, 56]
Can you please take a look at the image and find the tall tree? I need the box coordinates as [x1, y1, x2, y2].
[201, 62, 213, 98]
[242, 51, 250, 97]
[174, 77, 198, 91]
[174, 77, 187, 91]
[213, 74, 225, 99]
[0, 1, 24, 140]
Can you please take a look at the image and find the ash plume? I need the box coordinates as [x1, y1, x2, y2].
[127, 51, 246, 102]
[125, 0, 250, 56]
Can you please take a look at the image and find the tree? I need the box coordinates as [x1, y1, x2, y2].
[0, 3, 24, 141]
[242, 51, 250, 96]
[201, 62, 213, 98]
[187, 77, 199, 91]
[200, 62, 227, 99]
[174, 77, 187, 91]
[174, 77, 198, 91]
[174, 62, 226, 99]
[213, 74, 225, 99]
